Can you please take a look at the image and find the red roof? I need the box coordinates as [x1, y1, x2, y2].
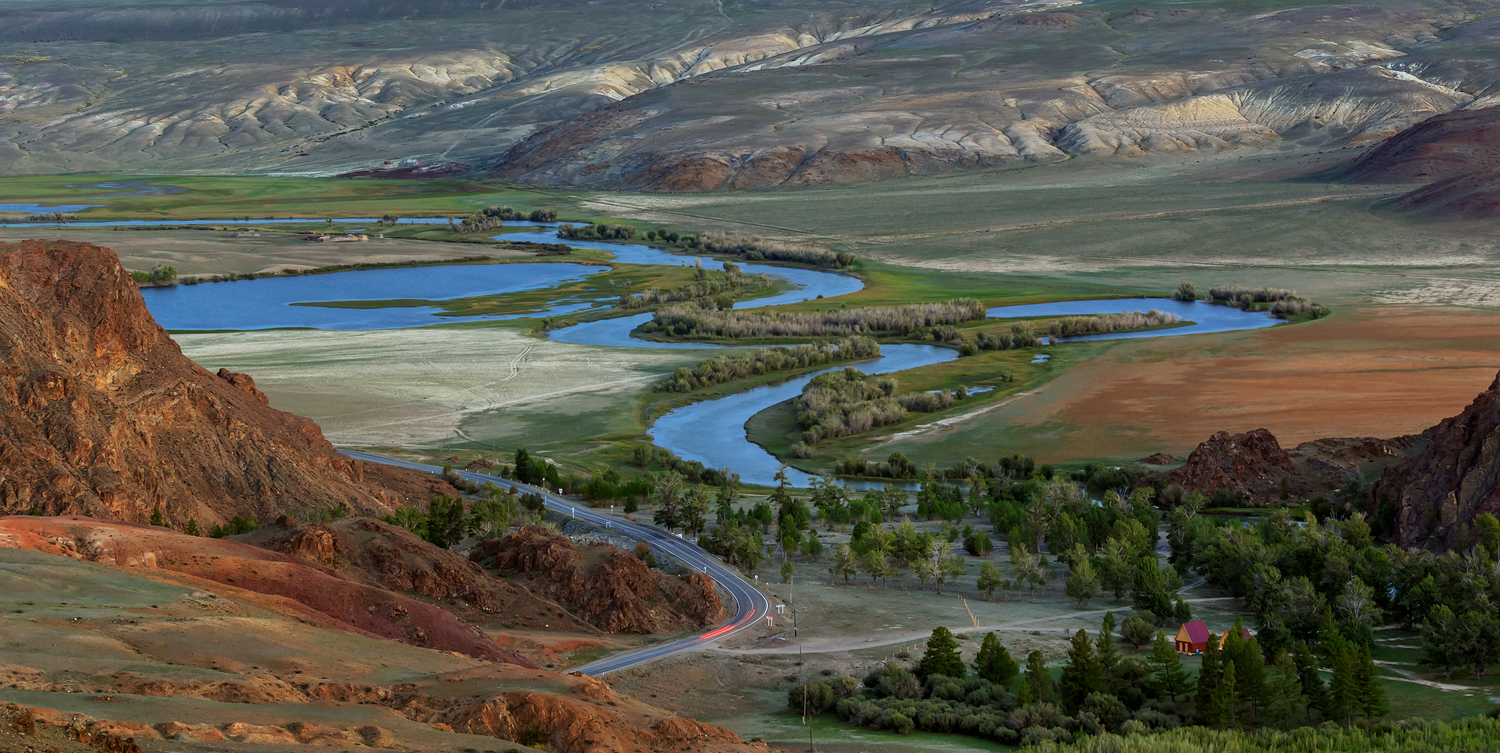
[1180, 621, 1211, 643]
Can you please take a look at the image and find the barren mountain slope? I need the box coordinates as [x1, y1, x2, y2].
[4, 0, 1500, 187]
[0, 543, 766, 753]
[0, 240, 449, 527]
[1334, 103, 1500, 218]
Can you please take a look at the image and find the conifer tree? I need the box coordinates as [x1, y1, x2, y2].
[1147, 629, 1192, 701]
[1291, 641, 1327, 723]
[1266, 651, 1307, 730]
[1209, 661, 1238, 729]
[1195, 636, 1223, 722]
[1021, 650, 1058, 705]
[149, 504, 164, 527]
[1097, 612, 1122, 693]
[1060, 629, 1104, 713]
[974, 632, 1019, 687]
[1354, 643, 1388, 720]
[918, 626, 965, 680]
[1222, 619, 1268, 723]
[1326, 643, 1354, 725]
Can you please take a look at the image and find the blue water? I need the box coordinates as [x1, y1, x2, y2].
[649, 344, 958, 487]
[0, 203, 103, 214]
[132, 223, 1280, 487]
[140, 263, 606, 331]
[987, 298, 1280, 341]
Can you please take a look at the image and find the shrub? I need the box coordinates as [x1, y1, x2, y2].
[646, 299, 986, 340]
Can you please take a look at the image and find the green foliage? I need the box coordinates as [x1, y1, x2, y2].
[974, 632, 1019, 687]
[646, 298, 985, 340]
[149, 504, 165, 527]
[208, 515, 260, 538]
[918, 626, 965, 680]
[1060, 629, 1104, 714]
[1023, 716, 1500, 753]
[661, 338, 879, 392]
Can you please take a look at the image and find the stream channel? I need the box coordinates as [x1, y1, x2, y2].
[138, 223, 1281, 487]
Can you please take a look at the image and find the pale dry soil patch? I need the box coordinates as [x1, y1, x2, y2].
[175, 326, 703, 448]
[0, 227, 528, 277]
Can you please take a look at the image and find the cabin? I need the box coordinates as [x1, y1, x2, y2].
[1221, 625, 1252, 647]
[1174, 621, 1212, 654]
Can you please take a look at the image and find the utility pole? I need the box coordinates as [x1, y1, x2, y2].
[791, 575, 813, 752]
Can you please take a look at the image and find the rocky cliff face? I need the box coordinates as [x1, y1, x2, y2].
[1373, 371, 1500, 549]
[471, 526, 724, 634]
[0, 240, 436, 526]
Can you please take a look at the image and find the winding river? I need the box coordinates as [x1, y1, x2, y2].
[138, 222, 1281, 487]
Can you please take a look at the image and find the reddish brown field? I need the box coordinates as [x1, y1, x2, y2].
[888, 306, 1500, 463]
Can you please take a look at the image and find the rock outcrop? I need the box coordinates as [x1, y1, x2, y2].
[1165, 428, 1295, 504]
[1373, 370, 1500, 549]
[471, 526, 724, 634]
[0, 240, 445, 526]
[246, 517, 599, 633]
[0, 516, 533, 665]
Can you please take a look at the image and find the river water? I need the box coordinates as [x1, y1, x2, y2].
[136, 221, 1278, 486]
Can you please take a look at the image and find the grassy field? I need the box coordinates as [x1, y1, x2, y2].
[0, 175, 568, 220]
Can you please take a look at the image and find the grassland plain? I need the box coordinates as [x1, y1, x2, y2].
[0, 175, 566, 219]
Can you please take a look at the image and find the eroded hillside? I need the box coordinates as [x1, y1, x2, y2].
[2, 0, 1499, 187]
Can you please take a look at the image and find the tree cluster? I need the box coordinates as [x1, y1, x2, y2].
[660, 337, 881, 393]
[697, 230, 854, 269]
[645, 298, 986, 340]
[558, 222, 637, 240]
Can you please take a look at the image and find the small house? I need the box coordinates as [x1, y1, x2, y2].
[1174, 621, 1212, 654]
[1221, 625, 1252, 647]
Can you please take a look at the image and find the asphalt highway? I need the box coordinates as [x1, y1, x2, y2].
[342, 450, 772, 676]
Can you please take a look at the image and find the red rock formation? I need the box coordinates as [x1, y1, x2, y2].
[1373, 371, 1500, 549]
[471, 526, 723, 634]
[0, 240, 445, 526]
[1165, 428, 1294, 504]
[247, 517, 598, 633]
[0, 516, 533, 666]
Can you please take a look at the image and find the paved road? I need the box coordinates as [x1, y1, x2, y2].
[342, 450, 771, 676]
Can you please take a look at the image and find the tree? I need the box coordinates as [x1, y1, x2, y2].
[1291, 641, 1327, 722]
[1059, 629, 1104, 713]
[831, 544, 857, 585]
[1121, 615, 1155, 650]
[1352, 643, 1388, 720]
[975, 632, 1019, 687]
[471, 487, 513, 538]
[801, 534, 824, 562]
[1020, 649, 1058, 706]
[918, 626, 965, 680]
[1065, 558, 1100, 607]
[860, 550, 889, 585]
[1096, 612, 1122, 693]
[149, 504, 164, 527]
[1147, 630, 1191, 701]
[1010, 544, 1045, 599]
[977, 561, 1004, 600]
[1325, 643, 1354, 724]
[1099, 538, 1132, 600]
[1209, 661, 1238, 729]
[680, 485, 711, 537]
[780, 560, 794, 584]
[426, 495, 467, 549]
[1421, 604, 1462, 678]
[185, 517, 199, 536]
[1222, 619, 1268, 724]
[1265, 651, 1308, 730]
[1195, 636, 1223, 723]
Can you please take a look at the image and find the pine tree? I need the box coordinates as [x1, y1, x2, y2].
[974, 632, 1019, 687]
[1266, 651, 1307, 730]
[185, 517, 199, 536]
[1209, 661, 1238, 729]
[1060, 628, 1104, 713]
[918, 626, 965, 680]
[1065, 558, 1100, 607]
[149, 504, 164, 527]
[1222, 619, 1268, 724]
[1096, 611, 1123, 694]
[1354, 643, 1388, 720]
[1291, 640, 1327, 723]
[1195, 636, 1223, 723]
[1147, 629, 1191, 701]
[1326, 643, 1354, 725]
[1022, 649, 1057, 705]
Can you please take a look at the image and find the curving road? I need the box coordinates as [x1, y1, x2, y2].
[341, 450, 771, 676]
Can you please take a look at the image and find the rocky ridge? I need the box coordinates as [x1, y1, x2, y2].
[1340, 104, 1500, 218]
[0, 240, 447, 527]
[1163, 429, 1420, 505]
[1373, 370, 1500, 549]
[471, 526, 724, 634]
